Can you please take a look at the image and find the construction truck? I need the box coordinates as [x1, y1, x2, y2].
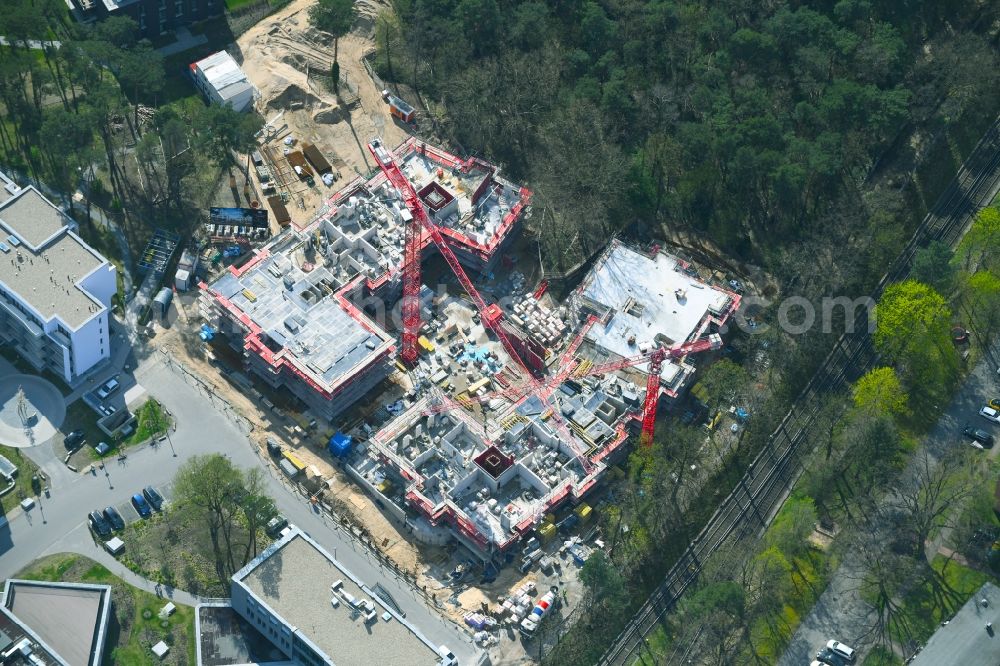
[519, 587, 559, 638]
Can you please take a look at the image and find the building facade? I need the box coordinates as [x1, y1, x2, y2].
[71, 0, 224, 38]
[189, 51, 258, 112]
[0, 172, 116, 386]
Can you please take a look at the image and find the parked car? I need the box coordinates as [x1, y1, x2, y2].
[816, 647, 849, 666]
[88, 511, 112, 538]
[963, 425, 995, 448]
[103, 506, 125, 531]
[826, 640, 856, 663]
[96, 378, 120, 400]
[266, 514, 289, 538]
[980, 406, 1000, 425]
[131, 493, 152, 518]
[143, 486, 164, 512]
[63, 429, 85, 449]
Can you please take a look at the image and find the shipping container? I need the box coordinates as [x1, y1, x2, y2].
[302, 142, 333, 174]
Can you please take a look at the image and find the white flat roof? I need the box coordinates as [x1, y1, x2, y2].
[0, 184, 108, 329]
[235, 530, 442, 666]
[580, 242, 731, 371]
[195, 51, 253, 101]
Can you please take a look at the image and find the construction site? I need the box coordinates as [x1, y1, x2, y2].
[171, 0, 745, 654]
[200, 127, 740, 564]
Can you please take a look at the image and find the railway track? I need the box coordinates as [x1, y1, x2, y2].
[597, 116, 1000, 666]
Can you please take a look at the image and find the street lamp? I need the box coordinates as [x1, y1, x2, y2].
[165, 428, 177, 457]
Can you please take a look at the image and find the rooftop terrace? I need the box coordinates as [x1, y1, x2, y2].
[0, 187, 107, 329]
[236, 531, 441, 666]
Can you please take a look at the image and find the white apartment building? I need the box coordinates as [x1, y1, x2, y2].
[189, 51, 258, 112]
[0, 171, 116, 385]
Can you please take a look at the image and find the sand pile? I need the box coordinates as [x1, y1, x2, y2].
[237, 0, 409, 182]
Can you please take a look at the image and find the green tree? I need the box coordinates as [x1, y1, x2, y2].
[579, 551, 627, 614]
[765, 497, 819, 593]
[455, 0, 500, 58]
[874, 280, 959, 405]
[174, 454, 276, 580]
[194, 104, 262, 168]
[309, 0, 355, 91]
[960, 270, 1000, 363]
[695, 358, 751, 412]
[852, 367, 908, 419]
[115, 43, 165, 132]
[956, 206, 1000, 273]
[911, 239, 957, 294]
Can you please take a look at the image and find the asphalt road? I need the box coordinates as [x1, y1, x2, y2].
[0, 354, 480, 665]
[779, 350, 1000, 665]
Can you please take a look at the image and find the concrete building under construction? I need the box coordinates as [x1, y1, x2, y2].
[348, 372, 634, 559]
[571, 240, 741, 402]
[339, 241, 740, 559]
[203, 137, 740, 557]
[201, 138, 530, 421]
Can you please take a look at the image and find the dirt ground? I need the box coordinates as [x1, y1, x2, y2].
[236, 0, 411, 229]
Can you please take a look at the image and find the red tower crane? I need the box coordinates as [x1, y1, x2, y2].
[368, 139, 533, 374]
[421, 326, 722, 450]
[582, 333, 723, 447]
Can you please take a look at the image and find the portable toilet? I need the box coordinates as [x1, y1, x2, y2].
[153, 288, 173, 318]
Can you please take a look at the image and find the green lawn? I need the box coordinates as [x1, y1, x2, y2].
[16, 553, 197, 665]
[891, 556, 995, 644]
[0, 445, 40, 514]
[123, 399, 172, 447]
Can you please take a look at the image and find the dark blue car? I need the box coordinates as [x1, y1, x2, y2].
[131, 493, 152, 518]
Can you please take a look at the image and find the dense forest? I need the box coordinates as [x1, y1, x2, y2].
[376, 0, 999, 286]
[374, 1, 1000, 663]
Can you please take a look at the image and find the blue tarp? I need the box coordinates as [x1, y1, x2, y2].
[457, 343, 503, 374]
[199, 324, 216, 341]
[329, 432, 352, 458]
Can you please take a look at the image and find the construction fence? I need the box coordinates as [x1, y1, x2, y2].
[596, 115, 1000, 666]
[157, 349, 256, 435]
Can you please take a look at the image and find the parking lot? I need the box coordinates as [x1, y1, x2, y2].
[87, 482, 173, 536]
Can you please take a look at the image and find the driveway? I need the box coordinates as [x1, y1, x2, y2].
[0, 353, 480, 665]
[779, 349, 1000, 665]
